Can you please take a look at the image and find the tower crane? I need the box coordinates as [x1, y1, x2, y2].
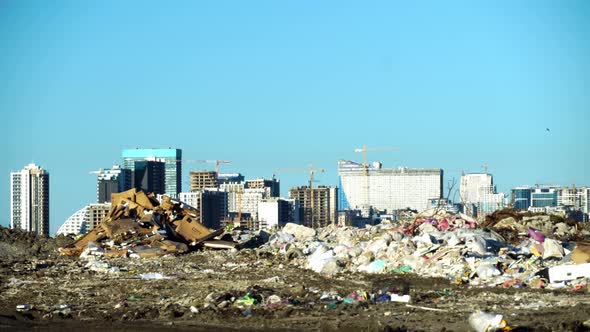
[353, 145, 399, 212]
[182, 160, 231, 174]
[275, 164, 325, 228]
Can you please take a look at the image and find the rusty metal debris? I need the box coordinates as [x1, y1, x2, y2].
[58, 189, 232, 257]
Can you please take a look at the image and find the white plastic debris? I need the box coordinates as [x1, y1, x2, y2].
[542, 238, 564, 259]
[468, 311, 507, 332]
[390, 294, 411, 303]
[139, 272, 171, 280]
[547, 263, 590, 283]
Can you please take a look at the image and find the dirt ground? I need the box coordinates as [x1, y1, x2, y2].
[1, 247, 589, 332]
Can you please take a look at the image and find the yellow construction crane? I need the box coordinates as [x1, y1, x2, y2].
[275, 164, 325, 228]
[353, 145, 399, 211]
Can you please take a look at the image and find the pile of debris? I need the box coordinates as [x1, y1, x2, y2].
[403, 208, 478, 235]
[267, 209, 590, 290]
[0, 226, 74, 261]
[58, 189, 228, 259]
[483, 208, 587, 244]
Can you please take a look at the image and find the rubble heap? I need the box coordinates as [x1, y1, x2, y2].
[58, 189, 226, 258]
[267, 209, 590, 290]
[0, 226, 74, 261]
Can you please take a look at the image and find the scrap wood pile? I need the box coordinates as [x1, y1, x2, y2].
[58, 189, 229, 258]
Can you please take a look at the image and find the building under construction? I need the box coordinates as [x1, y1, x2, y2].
[189, 171, 218, 192]
[289, 186, 338, 228]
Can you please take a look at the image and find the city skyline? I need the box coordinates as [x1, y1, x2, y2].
[3, 1, 590, 234]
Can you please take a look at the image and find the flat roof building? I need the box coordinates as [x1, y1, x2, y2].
[96, 164, 131, 203]
[190, 171, 218, 192]
[289, 186, 338, 228]
[122, 148, 182, 198]
[338, 160, 442, 213]
[10, 163, 50, 236]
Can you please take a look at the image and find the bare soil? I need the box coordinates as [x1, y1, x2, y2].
[1, 248, 589, 332]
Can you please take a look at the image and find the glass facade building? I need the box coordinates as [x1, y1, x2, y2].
[122, 148, 182, 198]
[531, 188, 557, 208]
[511, 186, 532, 210]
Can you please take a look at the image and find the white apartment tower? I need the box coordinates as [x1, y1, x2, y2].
[10, 163, 50, 236]
[460, 173, 505, 216]
[338, 160, 442, 213]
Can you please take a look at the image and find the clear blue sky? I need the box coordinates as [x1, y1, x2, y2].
[2, 1, 589, 235]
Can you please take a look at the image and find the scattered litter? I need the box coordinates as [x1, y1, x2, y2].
[468, 311, 508, 332]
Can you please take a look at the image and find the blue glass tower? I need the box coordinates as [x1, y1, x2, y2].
[122, 148, 182, 197]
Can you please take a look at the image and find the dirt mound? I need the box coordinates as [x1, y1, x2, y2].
[0, 226, 74, 261]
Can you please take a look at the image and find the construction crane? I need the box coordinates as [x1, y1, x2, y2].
[353, 145, 399, 212]
[182, 160, 231, 174]
[275, 164, 325, 228]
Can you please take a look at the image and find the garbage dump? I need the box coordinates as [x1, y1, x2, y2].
[58, 189, 228, 258]
[267, 209, 590, 291]
[1, 206, 590, 331]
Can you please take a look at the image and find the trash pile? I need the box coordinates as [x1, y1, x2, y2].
[403, 208, 478, 235]
[267, 209, 590, 290]
[58, 189, 228, 259]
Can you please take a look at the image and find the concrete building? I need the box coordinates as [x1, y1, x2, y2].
[338, 160, 442, 214]
[10, 163, 50, 236]
[96, 164, 131, 203]
[258, 198, 300, 229]
[557, 187, 590, 215]
[131, 160, 165, 195]
[289, 186, 338, 228]
[218, 183, 268, 221]
[245, 177, 280, 198]
[460, 173, 505, 216]
[179, 190, 228, 229]
[56, 203, 111, 235]
[122, 148, 182, 197]
[190, 171, 218, 192]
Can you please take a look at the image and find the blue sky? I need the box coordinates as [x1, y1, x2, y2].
[2, 1, 589, 235]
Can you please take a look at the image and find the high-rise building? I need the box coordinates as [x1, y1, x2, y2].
[557, 187, 590, 214]
[56, 203, 111, 235]
[10, 163, 50, 236]
[189, 171, 218, 192]
[218, 173, 245, 185]
[131, 160, 166, 195]
[218, 183, 269, 220]
[460, 173, 505, 216]
[258, 198, 300, 229]
[460, 174, 492, 204]
[289, 186, 338, 228]
[338, 160, 442, 213]
[96, 164, 131, 203]
[122, 148, 182, 197]
[511, 186, 533, 210]
[179, 190, 227, 229]
[245, 177, 280, 198]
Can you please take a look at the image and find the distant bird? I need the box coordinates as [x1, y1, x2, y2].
[546, 128, 550, 133]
